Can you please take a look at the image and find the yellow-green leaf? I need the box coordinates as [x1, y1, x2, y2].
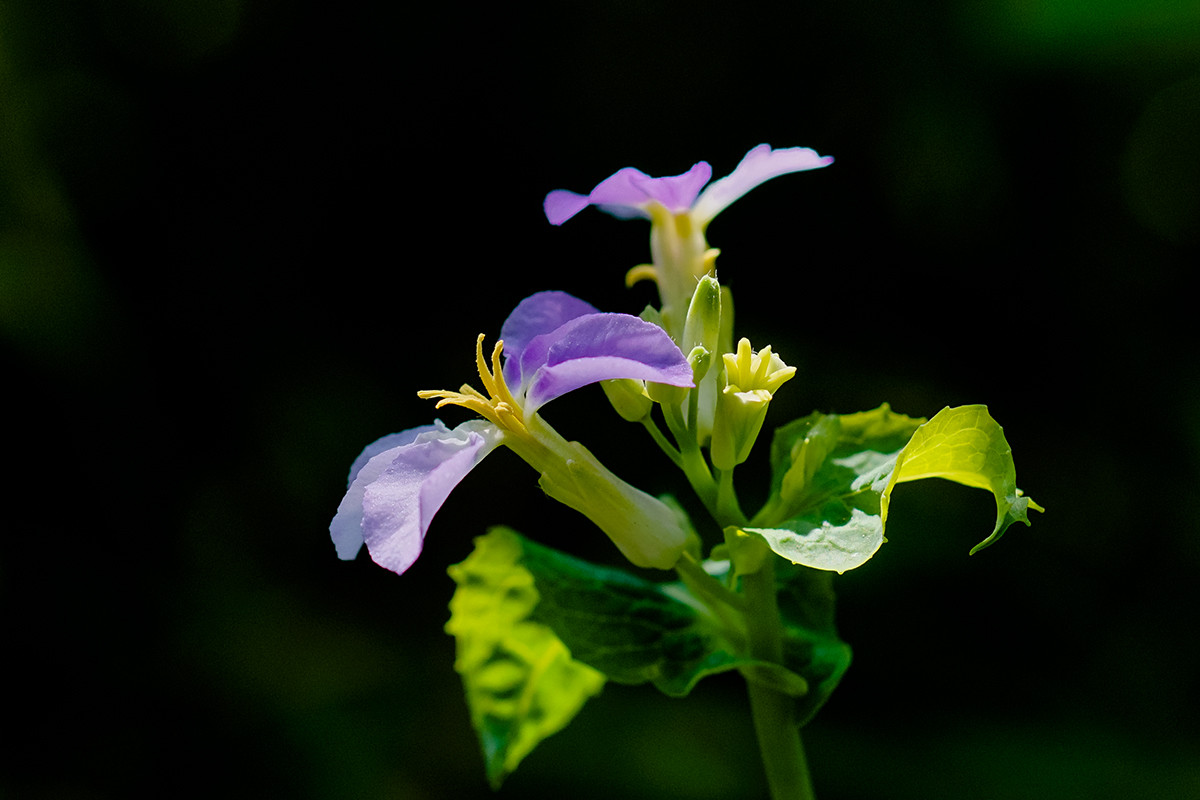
[748, 404, 1041, 572]
[882, 404, 1044, 554]
[445, 528, 605, 789]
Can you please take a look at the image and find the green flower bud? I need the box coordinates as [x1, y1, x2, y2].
[645, 379, 687, 407]
[687, 345, 712, 383]
[709, 338, 797, 470]
[682, 273, 722, 363]
[711, 389, 771, 470]
[601, 378, 654, 422]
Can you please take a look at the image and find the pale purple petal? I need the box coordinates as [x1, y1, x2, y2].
[690, 144, 834, 227]
[359, 420, 504, 575]
[329, 423, 443, 560]
[583, 167, 655, 217]
[500, 291, 599, 387]
[543, 190, 592, 226]
[626, 161, 712, 213]
[518, 313, 694, 414]
[544, 162, 713, 225]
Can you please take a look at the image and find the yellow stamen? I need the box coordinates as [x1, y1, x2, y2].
[417, 334, 528, 434]
[626, 264, 659, 287]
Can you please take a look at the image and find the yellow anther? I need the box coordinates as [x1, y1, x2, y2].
[418, 335, 527, 433]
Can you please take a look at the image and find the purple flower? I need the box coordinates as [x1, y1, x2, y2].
[331, 291, 695, 574]
[544, 144, 833, 227]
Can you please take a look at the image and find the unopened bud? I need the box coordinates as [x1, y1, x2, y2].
[682, 274, 722, 360]
[710, 389, 772, 470]
[687, 345, 712, 382]
[601, 379, 654, 422]
[646, 379, 687, 407]
[709, 339, 797, 470]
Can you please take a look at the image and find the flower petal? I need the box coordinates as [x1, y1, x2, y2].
[544, 162, 713, 225]
[572, 167, 655, 221]
[329, 423, 443, 560]
[543, 189, 592, 226]
[499, 291, 599, 388]
[518, 313, 694, 414]
[544, 168, 650, 225]
[690, 144, 834, 227]
[626, 161, 712, 213]
[358, 420, 504, 574]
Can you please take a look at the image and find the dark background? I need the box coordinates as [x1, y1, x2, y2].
[4, 1, 1199, 798]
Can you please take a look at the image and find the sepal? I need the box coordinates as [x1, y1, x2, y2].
[711, 387, 772, 470]
[536, 440, 689, 570]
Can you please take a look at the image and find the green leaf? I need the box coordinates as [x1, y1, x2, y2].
[445, 528, 606, 789]
[518, 530, 850, 721]
[764, 404, 924, 524]
[774, 562, 853, 726]
[883, 404, 1045, 554]
[519, 532, 767, 697]
[448, 525, 853, 777]
[747, 502, 886, 574]
[747, 404, 1041, 572]
[748, 405, 923, 571]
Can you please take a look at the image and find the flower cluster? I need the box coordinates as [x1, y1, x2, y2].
[332, 144, 832, 574]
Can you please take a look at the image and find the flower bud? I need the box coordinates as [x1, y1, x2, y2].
[710, 389, 772, 470]
[687, 345, 712, 383]
[682, 274, 722, 363]
[601, 378, 654, 422]
[645, 378, 687, 407]
[709, 338, 796, 470]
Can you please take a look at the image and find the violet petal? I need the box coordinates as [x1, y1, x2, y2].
[690, 144, 834, 226]
[329, 423, 442, 560]
[500, 291, 599, 387]
[582, 167, 654, 217]
[543, 190, 592, 226]
[626, 160, 712, 213]
[358, 421, 504, 575]
[544, 161, 713, 224]
[518, 313, 694, 414]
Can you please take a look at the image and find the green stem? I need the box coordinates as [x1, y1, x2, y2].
[742, 559, 817, 800]
[675, 552, 746, 612]
[715, 467, 747, 527]
[640, 413, 682, 467]
[663, 403, 719, 514]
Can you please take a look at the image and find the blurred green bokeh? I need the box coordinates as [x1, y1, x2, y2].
[4, 1, 1198, 798]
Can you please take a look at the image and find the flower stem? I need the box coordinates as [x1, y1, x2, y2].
[715, 466, 747, 527]
[663, 403, 718, 514]
[742, 558, 817, 800]
[640, 414, 683, 467]
[675, 552, 746, 612]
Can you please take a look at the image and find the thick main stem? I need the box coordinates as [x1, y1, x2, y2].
[742, 560, 817, 800]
